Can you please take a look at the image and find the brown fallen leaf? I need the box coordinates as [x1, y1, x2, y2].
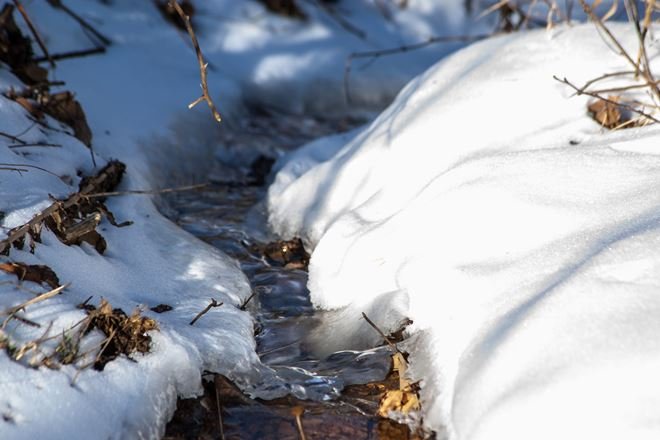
[41, 91, 92, 147]
[0, 262, 60, 288]
[262, 237, 310, 269]
[83, 299, 158, 370]
[588, 96, 622, 129]
[378, 352, 420, 417]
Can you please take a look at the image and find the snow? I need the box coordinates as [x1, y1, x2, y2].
[268, 22, 660, 439]
[3, 0, 659, 438]
[0, 1, 489, 438]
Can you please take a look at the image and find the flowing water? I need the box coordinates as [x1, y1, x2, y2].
[161, 111, 423, 439]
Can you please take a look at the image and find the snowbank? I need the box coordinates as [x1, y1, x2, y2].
[268, 23, 660, 438]
[1, 1, 483, 438]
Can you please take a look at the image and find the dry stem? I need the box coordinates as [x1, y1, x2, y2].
[2, 283, 69, 328]
[361, 312, 400, 353]
[85, 182, 208, 198]
[12, 0, 54, 68]
[168, 0, 222, 122]
[46, 0, 111, 46]
[554, 75, 660, 124]
[189, 298, 223, 326]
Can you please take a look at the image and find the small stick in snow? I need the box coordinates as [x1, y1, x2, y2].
[0, 167, 29, 174]
[8, 142, 62, 148]
[2, 283, 69, 328]
[84, 182, 209, 198]
[12, 0, 55, 68]
[0, 131, 27, 145]
[361, 312, 400, 354]
[239, 291, 256, 310]
[189, 298, 223, 326]
[0, 162, 63, 180]
[168, 0, 222, 123]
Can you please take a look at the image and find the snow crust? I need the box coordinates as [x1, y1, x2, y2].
[268, 23, 660, 439]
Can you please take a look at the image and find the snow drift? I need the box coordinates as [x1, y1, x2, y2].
[268, 23, 660, 439]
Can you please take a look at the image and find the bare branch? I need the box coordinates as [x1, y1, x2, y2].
[0, 163, 62, 179]
[168, 0, 222, 123]
[12, 0, 55, 68]
[553, 75, 660, 124]
[46, 0, 112, 47]
[33, 46, 106, 63]
[85, 182, 208, 198]
[2, 283, 69, 328]
[361, 312, 400, 353]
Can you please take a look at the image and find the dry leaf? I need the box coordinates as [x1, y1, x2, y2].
[83, 299, 158, 370]
[0, 262, 60, 288]
[378, 352, 420, 417]
[588, 97, 622, 129]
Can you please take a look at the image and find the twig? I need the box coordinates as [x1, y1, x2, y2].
[33, 46, 106, 63]
[69, 326, 117, 386]
[0, 163, 63, 179]
[578, 0, 660, 101]
[0, 167, 28, 173]
[2, 283, 69, 328]
[636, 0, 655, 69]
[168, 0, 222, 123]
[189, 298, 223, 326]
[11, 313, 41, 327]
[624, 0, 660, 100]
[554, 75, 660, 124]
[344, 33, 490, 103]
[85, 182, 209, 198]
[9, 143, 61, 148]
[361, 312, 400, 353]
[588, 79, 660, 95]
[576, 70, 636, 93]
[291, 406, 307, 440]
[46, 0, 112, 46]
[239, 291, 256, 310]
[12, 0, 55, 68]
[0, 131, 27, 145]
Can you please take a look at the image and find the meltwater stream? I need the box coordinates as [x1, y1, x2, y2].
[168, 181, 393, 401]
[160, 111, 413, 439]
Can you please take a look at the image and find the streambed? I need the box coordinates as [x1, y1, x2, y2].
[160, 111, 423, 439]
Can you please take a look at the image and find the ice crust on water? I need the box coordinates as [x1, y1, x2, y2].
[268, 23, 660, 439]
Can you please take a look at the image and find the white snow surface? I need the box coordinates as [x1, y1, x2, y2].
[268, 23, 660, 439]
[0, 1, 486, 439]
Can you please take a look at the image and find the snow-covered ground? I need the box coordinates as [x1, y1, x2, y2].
[268, 20, 660, 440]
[0, 1, 489, 438]
[3, 1, 659, 439]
